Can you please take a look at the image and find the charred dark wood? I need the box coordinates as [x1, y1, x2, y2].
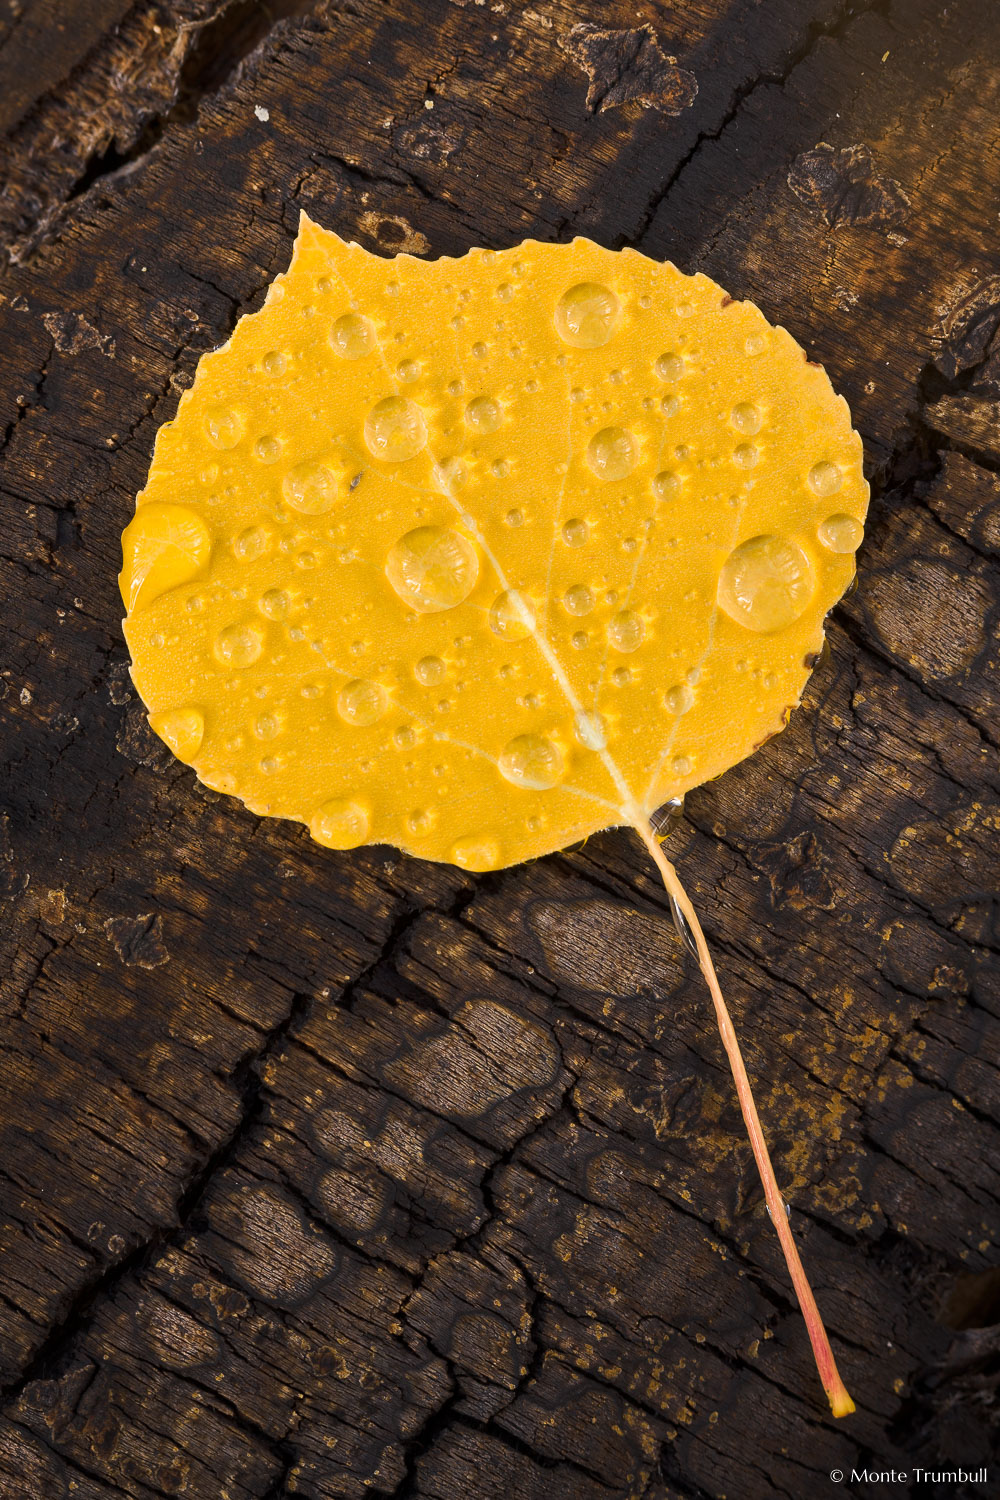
[1, 1, 998, 1496]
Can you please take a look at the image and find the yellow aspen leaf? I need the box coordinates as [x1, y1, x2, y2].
[121, 215, 867, 1416]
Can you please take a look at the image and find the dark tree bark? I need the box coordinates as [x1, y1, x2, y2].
[1, 1, 998, 1496]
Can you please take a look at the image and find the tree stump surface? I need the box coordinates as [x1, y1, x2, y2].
[1, 2, 998, 1496]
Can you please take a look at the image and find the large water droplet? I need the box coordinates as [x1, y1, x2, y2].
[310, 797, 370, 849]
[718, 535, 814, 633]
[554, 282, 620, 348]
[608, 610, 644, 652]
[330, 312, 375, 360]
[282, 461, 339, 515]
[586, 426, 638, 480]
[574, 712, 607, 751]
[120, 503, 212, 613]
[365, 396, 427, 462]
[499, 733, 565, 790]
[385, 525, 479, 612]
[464, 395, 503, 433]
[204, 408, 244, 449]
[809, 460, 842, 497]
[214, 621, 264, 667]
[818, 513, 864, 553]
[337, 678, 387, 726]
[489, 589, 536, 640]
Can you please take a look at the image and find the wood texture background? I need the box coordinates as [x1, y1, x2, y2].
[1, 1, 998, 1495]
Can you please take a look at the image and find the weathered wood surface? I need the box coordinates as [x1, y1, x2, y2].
[1, 1, 998, 1495]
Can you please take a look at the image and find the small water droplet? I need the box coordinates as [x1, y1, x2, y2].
[254, 435, 282, 464]
[586, 426, 638, 481]
[554, 282, 620, 348]
[451, 834, 501, 871]
[499, 733, 564, 790]
[745, 332, 766, 356]
[653, 471, 680, 502]
[571, 630, 589, 650]
[336, 678, 387, 726]
[562, 517, 588, 547]
[731, 402, 762, 435]
[310, 797, 370, 849]
[471, 340, 487, 359]
[612, 666, 631, 686]
[664, 683, 694, 714]
[505, 508, 523, 527]
[330, 313, 375, 360]
[672, 754, 692, 776]
[574, 711, 606, 750]
[232, 525, 270, 561]
[734, 442, 759, 469]
[365, 396, 427, 462]
[718, 535, 814, 633]
[497, 282, 514, 301]
[655, 353, 684, 381]
[608, 610, 644, 652]
[809, 460, 843, 497]
[397, 358, 420, 382]
[214, 621, 264, 667]
[258, 588, 289, 620]
[415, 654, 446, 686]
[204, 408, 244, 450]
[563, 583, 594, 616]
[818, 513, 863, 553]
[282, 461, 339, 514]
[148, 706, 204, 763]
[489, 589, 535, 640]
[255, 711, 282, 740]
[669, 893, 699, 958]
[465, 395, 503, 433]
[386, 525, 478, 612]
[263, 351, 287, 376]
[650, 796, 684, 835]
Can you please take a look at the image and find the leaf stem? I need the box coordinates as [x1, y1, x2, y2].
[631, 812, 855, 1419]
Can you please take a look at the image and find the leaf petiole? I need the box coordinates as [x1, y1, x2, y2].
[631, 812, 855, 1419]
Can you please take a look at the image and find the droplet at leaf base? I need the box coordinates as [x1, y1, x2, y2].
[122, 216, 867, 1416]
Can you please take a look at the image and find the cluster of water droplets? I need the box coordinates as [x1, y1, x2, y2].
[131, 264, 866, 865]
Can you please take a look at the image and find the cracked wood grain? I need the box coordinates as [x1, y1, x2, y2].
[1, 0, 999, 1496]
